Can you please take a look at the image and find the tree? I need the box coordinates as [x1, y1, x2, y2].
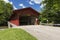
[0, 0, 13, 25]
[41, 0, 60, 24]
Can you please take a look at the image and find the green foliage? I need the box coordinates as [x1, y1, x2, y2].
[40, 0, 60, 23]
[0, 0, 13, 25]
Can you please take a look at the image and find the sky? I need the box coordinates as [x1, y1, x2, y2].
[4, 0, 44, 12]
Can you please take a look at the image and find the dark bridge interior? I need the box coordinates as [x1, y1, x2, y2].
[19, 16, 31, 25]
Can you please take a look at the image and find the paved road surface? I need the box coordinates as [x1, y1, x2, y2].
[14, 25, 60, 40]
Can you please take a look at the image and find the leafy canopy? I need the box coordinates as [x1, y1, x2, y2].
[0, 0, 13, 25]
[40, 0, 60, 23]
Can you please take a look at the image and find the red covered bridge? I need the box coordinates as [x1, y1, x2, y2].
[9, 7, 40, 26]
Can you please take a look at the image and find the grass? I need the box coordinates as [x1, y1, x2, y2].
[0, 28, 37, 40]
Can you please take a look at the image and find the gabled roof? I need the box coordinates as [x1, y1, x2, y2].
[13, 7, 40, 15]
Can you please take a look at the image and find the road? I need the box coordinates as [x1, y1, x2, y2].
[14, 25, 60, 40]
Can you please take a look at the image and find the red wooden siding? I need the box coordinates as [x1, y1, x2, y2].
[10, 19, 19, 26]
